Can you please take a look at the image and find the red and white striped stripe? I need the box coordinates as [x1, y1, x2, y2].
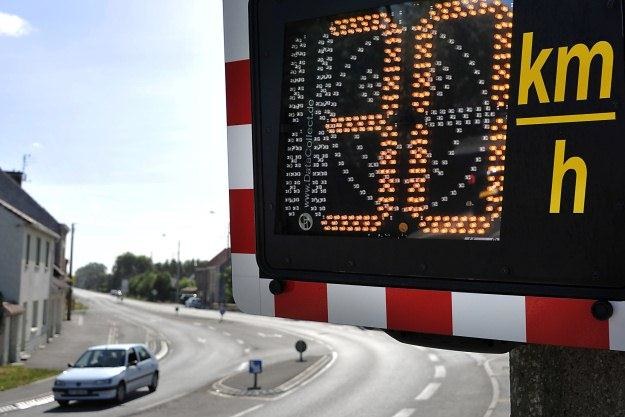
[223, 0, 625, 351]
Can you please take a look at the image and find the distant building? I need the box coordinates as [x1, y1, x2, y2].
[0, 170, 69, 364]
[194, 248, 231, 307]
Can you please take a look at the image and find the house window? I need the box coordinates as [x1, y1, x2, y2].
[45, 241, 50, 268]
[32, 300, 39, 329]
[43, 300, 48, 326]
[25, 234, 31, 265]
[36, 237, 41, 266]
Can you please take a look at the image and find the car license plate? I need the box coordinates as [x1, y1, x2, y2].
[68, 389, 88, 395]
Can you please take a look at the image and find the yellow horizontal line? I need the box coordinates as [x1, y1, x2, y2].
[516, 112, 616, 126]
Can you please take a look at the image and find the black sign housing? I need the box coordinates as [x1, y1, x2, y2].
[250, 0, 625, 299]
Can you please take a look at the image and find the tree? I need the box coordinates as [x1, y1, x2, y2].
[128, 271, 173, 301]
[111, 253, 153, 290]
[221, 265, 234, 303]
[178, 277, 196, 290]
[75, 263, 108, 291]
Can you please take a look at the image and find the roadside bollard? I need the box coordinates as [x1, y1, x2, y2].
[295, 340, 307, 362]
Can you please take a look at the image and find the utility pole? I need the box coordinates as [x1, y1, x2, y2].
[66, 223, 75, 321]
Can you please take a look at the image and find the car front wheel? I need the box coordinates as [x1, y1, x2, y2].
[115, 382, 126, 404]
[148, 372, 159, 392]
[57, 400, 69, 407]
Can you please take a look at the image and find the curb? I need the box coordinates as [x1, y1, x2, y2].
[211, 354, 332, 398]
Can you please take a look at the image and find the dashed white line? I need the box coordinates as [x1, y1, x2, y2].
[197, 337, 207, 344]
[230, 403, 264, 417]
[193, 322, 203, 326]
[428, 353, 440, 362]
[223, 331, 231, 336]
[434, 365, 447, 379]
[208, 325, 215, 330]
[392, 408, 416, 417]
[236, 339, 245, 345]
[415, 382, 442, 401]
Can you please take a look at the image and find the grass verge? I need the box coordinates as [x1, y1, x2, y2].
[0, 366, 59, 391]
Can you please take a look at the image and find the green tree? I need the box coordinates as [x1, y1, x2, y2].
[221, 265, 233, 303]
[128, 271, 173, 301]
[111, 253, 153, 290]
[178, 277, 196, 290]
[75, 263, 108, 291]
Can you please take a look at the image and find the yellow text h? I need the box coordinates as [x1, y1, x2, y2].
[550, 140, 588, 214]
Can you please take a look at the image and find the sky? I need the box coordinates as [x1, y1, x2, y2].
[0, 1, 230, 271]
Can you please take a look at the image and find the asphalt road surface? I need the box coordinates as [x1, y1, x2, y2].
[6, 289, 510, 417]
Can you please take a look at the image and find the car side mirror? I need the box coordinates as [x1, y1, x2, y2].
[128, 359, 138, 367]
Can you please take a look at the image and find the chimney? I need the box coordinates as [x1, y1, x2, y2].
[4, 171, 24, 187]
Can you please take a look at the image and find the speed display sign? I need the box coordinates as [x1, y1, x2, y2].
[250, 0, 625, 299]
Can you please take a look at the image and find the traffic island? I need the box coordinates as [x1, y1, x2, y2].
[212, 355, 331, 398]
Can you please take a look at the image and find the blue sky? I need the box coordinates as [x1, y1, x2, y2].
[0, 1, 229, 270]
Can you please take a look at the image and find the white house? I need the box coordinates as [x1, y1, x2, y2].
[0, 171, 68, 364]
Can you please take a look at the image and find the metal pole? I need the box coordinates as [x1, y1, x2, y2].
[66, 223, 75, 321]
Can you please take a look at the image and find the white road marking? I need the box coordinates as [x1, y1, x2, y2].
[415, 382, 442, 401]
[15, 395, 55, 409]
[193, 322, 203, 326]
[223, 331, 231, 336]
[244, 348, 251, 354]
[428, 353, 440, 362]
[0, 394, 56, 413]
[257, 332, 283, 338]
[208, 325, 215, 330]
[392, 408, 416, 417]
[77, 315, 84, 326]
[230, 404, 264, 417]
[236, 339, 244, 345]
[238, 362, 248, 371]
[197, 337, 207, 344]
[434, 365, 447, 379]
[482, 357, 502, 417]
[155, 340, 169, 360]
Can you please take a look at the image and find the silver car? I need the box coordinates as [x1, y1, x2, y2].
[52, 343, 159, 406]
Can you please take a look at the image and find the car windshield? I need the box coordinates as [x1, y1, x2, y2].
[74, 349, 127, 368]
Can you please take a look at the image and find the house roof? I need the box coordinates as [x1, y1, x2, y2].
[0, 169, 64, 236]
[207, 248, 231, 268]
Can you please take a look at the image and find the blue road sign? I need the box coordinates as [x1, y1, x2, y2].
[249, 359, 263, 374]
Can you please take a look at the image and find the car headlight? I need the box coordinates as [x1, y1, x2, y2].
[54, 380, 66, 387]
[92, 379, 113, 386]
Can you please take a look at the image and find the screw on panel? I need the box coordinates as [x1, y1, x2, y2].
[501, 266, 510, 275]
[269, 280, 285, 295]
[418, 263, 427, 272]
[347, 260, 355, 268]
[591, 300, 614, 321]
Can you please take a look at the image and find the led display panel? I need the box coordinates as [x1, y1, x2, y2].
[276, 0, 512, 241]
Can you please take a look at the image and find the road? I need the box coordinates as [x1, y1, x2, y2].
[4, 289, 510, 417]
